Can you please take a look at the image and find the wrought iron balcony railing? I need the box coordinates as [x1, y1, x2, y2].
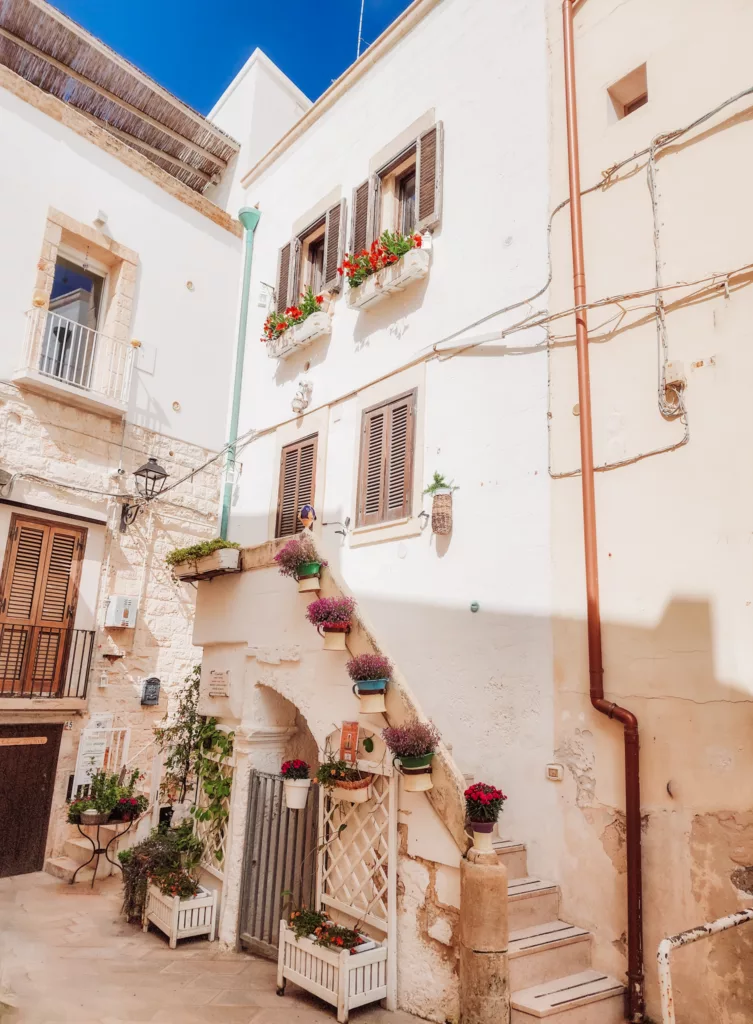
[20, 308, 133, 406]
[0, 625, 94, 699]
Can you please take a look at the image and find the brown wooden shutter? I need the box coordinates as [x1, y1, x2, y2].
[416, 121, 444, 232]
[275, 434, 318, 538]
[0, 518, 84, 625]
[366, 172, 381, 246]
[357, 391, 416, 527]
[288, 236, 302, 307]
[351, 180, 370, 254]
[275, 242, 291, 314]
[322, 199, 347, 292]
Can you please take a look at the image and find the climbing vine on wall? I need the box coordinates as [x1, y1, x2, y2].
[192, 718, 234, 863]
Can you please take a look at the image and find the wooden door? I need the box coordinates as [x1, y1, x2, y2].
[0, 515, 85, 696]
[0, 723, 63, 877]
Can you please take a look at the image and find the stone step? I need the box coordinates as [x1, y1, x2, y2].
[62, 838, 114, 877]
[44, 856, 95, 885]
[508, 877, 559, 929]
[494, 838, 527, 879]
[509, 920, 591, 990]
[511, 969, 625, 1022]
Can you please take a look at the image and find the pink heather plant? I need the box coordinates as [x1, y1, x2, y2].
[305, 596, 355, 628]
[382, 719, 440, 759]
[274, 535, 325, 579]
[346, 654, 392, 682]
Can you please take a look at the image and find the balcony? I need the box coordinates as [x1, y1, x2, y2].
[13, 308, 134, 416]
[0, 625, 94, 705]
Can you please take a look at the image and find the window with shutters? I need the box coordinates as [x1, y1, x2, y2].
[356, 391, 416, 528]
[275, 435, 319, 538]
[0, 515, 86, 696]
[350, 121, 443, 253]
[274, 199, 347, 316]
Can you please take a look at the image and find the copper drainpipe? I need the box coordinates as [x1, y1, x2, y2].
[561, 1, 645, 1019]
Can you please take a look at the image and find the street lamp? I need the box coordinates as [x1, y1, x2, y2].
[119, 457, 168, 532]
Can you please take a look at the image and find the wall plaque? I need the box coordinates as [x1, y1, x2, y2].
[0, 736, 47, 747]
[208, 669, 230, 698]
[339, 722, 359, 764]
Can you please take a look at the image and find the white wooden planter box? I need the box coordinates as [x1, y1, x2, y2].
[143, 883, 217, 949]
[277, 921, 387, 1023]
[346, 246, 431, 311]
[172, 547, 240, 581]
[267, 311, 331, 359]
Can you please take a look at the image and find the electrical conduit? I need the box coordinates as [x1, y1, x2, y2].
[220, 207, 261, 540]
[561, 2, 644, 1019]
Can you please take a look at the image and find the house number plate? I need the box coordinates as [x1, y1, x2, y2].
[0, 736, 48, 746]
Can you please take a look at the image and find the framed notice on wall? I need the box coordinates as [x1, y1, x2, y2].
[208, 669, 230, 698]
[339, 722, 359, 764]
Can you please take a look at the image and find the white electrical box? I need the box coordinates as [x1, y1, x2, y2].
[104, 595, 138, 628]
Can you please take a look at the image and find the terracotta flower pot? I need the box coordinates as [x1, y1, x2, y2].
[431, 491, 453, 535]
[328, 774, 374, 803]
[80, 809, 110, 825]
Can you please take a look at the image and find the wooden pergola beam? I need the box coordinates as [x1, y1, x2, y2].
[0, 24, 228, 170]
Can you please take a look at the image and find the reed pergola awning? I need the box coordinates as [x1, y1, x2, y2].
[0, 0, 240, 192]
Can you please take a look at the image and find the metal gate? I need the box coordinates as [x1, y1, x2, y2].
[238, 770, 319, 958]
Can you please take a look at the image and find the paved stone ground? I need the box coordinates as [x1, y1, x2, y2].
[0, 873, 422, 1024]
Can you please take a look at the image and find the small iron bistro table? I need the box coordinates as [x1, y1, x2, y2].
[70, 816, 137, 887]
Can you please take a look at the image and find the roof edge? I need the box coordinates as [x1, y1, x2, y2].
[0, 62, 242, 238]
[208, 47, 312, 121]
[240, 0, 442, 189]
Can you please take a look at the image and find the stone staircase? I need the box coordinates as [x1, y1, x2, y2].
[45, 818, 148, 884]
[495, 839, 626, 1022]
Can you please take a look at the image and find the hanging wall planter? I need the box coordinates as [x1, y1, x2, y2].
[423, 473, 458, 536]
[166, 539, 241, 582]
[281, 760, 311, 810]
[305, 596, 355, 652]
[464, 782, 507, 853]
[274, 535, 327, 593]
[383, 719, 441, 794]
[316, 757, 373, 803]
[346, 653, 392, 715]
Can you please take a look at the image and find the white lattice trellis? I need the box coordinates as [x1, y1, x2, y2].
[316, 758, 397, 1009]
[194, 760, 234, 879]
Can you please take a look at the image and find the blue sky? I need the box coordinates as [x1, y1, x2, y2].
[52, 0, 414, 113]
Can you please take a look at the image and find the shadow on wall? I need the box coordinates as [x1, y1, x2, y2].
[216, 510, 753, 1024]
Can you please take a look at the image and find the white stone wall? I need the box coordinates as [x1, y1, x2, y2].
[219, 0, 560, 882]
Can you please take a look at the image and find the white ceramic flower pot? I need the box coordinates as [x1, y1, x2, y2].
[403, 772, 433, 793]
[297, 575, 320, 593]
[471, 824, 494, 852]
[284, 778, 311, 810]
[322, 628, 347, 651]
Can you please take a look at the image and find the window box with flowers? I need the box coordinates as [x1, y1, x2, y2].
[339, 231, 431, 311]
[143, 878, 217, 948]
[263, 287, 332, 359]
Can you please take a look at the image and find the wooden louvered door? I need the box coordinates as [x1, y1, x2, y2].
[357, 390, 416, 527]
[275, 435, 318, 538]
[0, 516, 85, 696]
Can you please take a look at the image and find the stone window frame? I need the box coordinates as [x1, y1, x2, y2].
[36, 207, 139, 352]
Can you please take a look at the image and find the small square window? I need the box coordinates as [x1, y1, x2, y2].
[378, 148, 417, 236]
[608, 63, 648, 121]
[300, 220, 326, 295]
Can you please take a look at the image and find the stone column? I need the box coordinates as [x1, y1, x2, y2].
[217, 724, 296, 946]
[458, 849, 510, 1024]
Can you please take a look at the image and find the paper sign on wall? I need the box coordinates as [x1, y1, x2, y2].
[208, 669, 230, 698]
[89, 712, 114, 733]
[339, 722, 359, 764]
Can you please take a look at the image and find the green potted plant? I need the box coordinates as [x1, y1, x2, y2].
[346, 653, 391, 714]
[274, 535, 327, 593]
[464, 783, 507, 853]
[281, 759, 311, 810]
[382, 719, 440, 793]
[80, 768, 123, 825]
[423, 472, 458, 535]
[315, 756, 373, 803]
[305, 596, 355, 651]
[166, 538, 241, 581]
